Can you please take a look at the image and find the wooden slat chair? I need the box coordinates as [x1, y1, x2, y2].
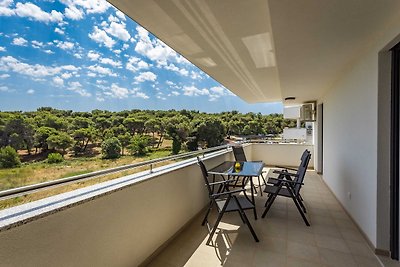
[261, 152, 312, 226]
[197, 158, 259, 244]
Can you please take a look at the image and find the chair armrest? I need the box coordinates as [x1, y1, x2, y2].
[211, 188, 246, 198]
[273, 170, 299, 177]
[275, 165, 298, 172]
[271, 177, 304, 185]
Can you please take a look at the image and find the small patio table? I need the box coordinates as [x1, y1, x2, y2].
[207, 161, 265, 220]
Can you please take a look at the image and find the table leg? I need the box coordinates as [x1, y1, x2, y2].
[249, 176, 257, 220]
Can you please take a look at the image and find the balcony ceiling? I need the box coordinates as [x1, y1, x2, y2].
[108, 0, 400, 104]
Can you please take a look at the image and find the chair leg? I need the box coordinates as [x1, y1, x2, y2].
[288, 189, 310, 226]
[257, 176, 262, 196]
[207, 197, 230, 245]
[202, 201, 213, 226]
[233, 196, 259, 242]
[261, 193, 277, 218]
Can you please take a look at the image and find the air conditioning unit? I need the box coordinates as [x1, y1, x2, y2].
[300, 103, 316, 121]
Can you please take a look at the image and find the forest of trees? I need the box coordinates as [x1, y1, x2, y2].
[0, 107, 296, 167]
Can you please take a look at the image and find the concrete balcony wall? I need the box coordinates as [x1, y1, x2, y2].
[249, 143, 314, 168]
[0, 152, 233, 267]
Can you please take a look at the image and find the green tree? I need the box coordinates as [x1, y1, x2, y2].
[128, 135, 150, 156]
[197, 118, 226, 148]
[73, 127, 95, 154]
[101, 137, 121, 159]
[118, 132, 132, 155]
[34, 126, 58, 152]
[0, 146, 21, 168]
[47, 132, 73, 156]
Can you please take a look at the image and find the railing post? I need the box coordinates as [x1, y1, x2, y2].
[149, 164, 153, 173]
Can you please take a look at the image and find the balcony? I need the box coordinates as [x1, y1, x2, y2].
[0, 143, 394, 266]
[147, 169, 381, 267]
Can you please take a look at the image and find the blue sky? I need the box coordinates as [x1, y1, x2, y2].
[0, 0, 283, 114]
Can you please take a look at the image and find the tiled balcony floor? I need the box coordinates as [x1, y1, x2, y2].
[147, 169, 392, 267]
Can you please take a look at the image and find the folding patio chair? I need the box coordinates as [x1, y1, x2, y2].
[197, 158, 259, 244]
[261, 152, 311, 226]
[232, 146, 267, 195]
[267, 149, 310, 204]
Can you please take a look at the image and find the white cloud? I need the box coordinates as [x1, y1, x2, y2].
[122, 44, 129, 50]
[135, 91, 149, 99]
[88, 26, 115, 48]
[182, 85, 209, 97]
[64, 5, 84, 20]
[73, 53, 82, 59]
[60, 0, 110, 15]
[0, 85, 9, 92]
[61, 72, 72, 79]
[164, 63, 189, 76]
[0, 0, 15, 16]
[106, 21, 130, 42]
[0, 73, 10, 79]
[55, 40, 74, 50]
[27, 89, 34, 94]
[44, 49, 54, 54]
[135, 26, 180, 65]
[53, 76, 64, 86]
[126, 56, 149, 72]
[108, 83, 129, 99]
[100, 57, 121, 68]
[87, 65, 116, 76]
[0, 56, 79, 78]
[87, 50, 101, 61]
[0, 46, 6, 52]
[115, 10, 126, 21]
[54, 27, 65, 35]
[12, 37, 28, 46]
[14, 2, 63, 23]
[68, 81, 91, 97]
[171, 91, 180, 96]
[114, 49, 121, 54]
[31, 40, 44, 48]
[134, 71, 157, 83]
[190, 71, 203, 80]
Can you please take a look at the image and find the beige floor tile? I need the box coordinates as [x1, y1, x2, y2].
[345, 240, 375, 258]
[253, 250, 287, 267]
[313, 225, 343, 239]
[315, 234, 350, 253]
[353, 255, 382, 267]
[287, 228, 316, 245]
[287, 257, 324, 267]
[257, 236, 287, 254]
[319, 248, 357, 267]
[287, 241, 320, 262]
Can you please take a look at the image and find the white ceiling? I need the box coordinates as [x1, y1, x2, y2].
[108, 0, 400, 104]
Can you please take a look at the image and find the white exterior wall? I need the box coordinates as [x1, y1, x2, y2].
[322, 22, 400, 248]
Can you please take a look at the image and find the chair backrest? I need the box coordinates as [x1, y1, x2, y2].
[293, 152, 311, 195]
[232, 146, 247, 162]
[197, 157, 213, 196]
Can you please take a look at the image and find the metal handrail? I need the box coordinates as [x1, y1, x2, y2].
[0, 144, 231, 201]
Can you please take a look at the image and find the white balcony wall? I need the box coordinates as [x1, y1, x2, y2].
[321, 19, 400, 250]
[0, 152, 232, 267]
[250, 143, 314, 168]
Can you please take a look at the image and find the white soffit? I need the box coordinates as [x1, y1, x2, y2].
[108, 0, 282, 103]
[108, 0, 400, 104]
